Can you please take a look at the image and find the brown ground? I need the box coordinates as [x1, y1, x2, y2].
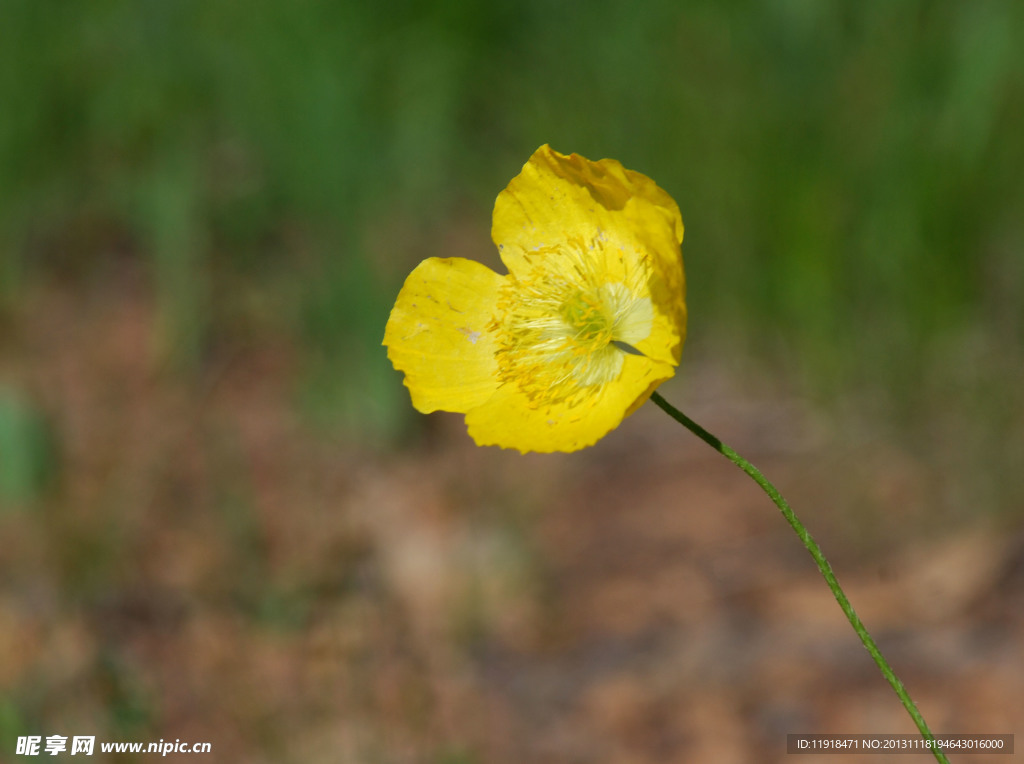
[1, 279, 1021, 763]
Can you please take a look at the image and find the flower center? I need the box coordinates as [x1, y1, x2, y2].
[491, 244, 654, 408]
[561, 290, 614, 349]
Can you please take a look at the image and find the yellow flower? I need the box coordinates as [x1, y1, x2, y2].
[383, 145, 686, 453]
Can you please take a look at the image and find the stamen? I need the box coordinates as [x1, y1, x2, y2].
[490, 240, 654, 408]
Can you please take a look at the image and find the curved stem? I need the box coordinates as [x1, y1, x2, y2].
[649, 391, 949, 764]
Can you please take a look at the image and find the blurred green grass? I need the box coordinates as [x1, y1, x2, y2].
[0, 0, 1022, 505]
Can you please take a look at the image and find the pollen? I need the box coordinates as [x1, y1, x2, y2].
[491, 242, 654, 408]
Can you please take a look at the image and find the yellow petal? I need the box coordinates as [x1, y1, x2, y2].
[464, 352, 675, 453]
[636, 289, 687, 368]
[492, 144, 686, 365]
[383, 257, 504, 413]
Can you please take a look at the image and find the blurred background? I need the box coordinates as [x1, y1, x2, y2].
[1, 1, 1022, 761]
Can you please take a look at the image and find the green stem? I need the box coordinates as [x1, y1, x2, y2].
[649, 391, 948, 764]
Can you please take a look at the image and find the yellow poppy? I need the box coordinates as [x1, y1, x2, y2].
[383, 144, 686, 453]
